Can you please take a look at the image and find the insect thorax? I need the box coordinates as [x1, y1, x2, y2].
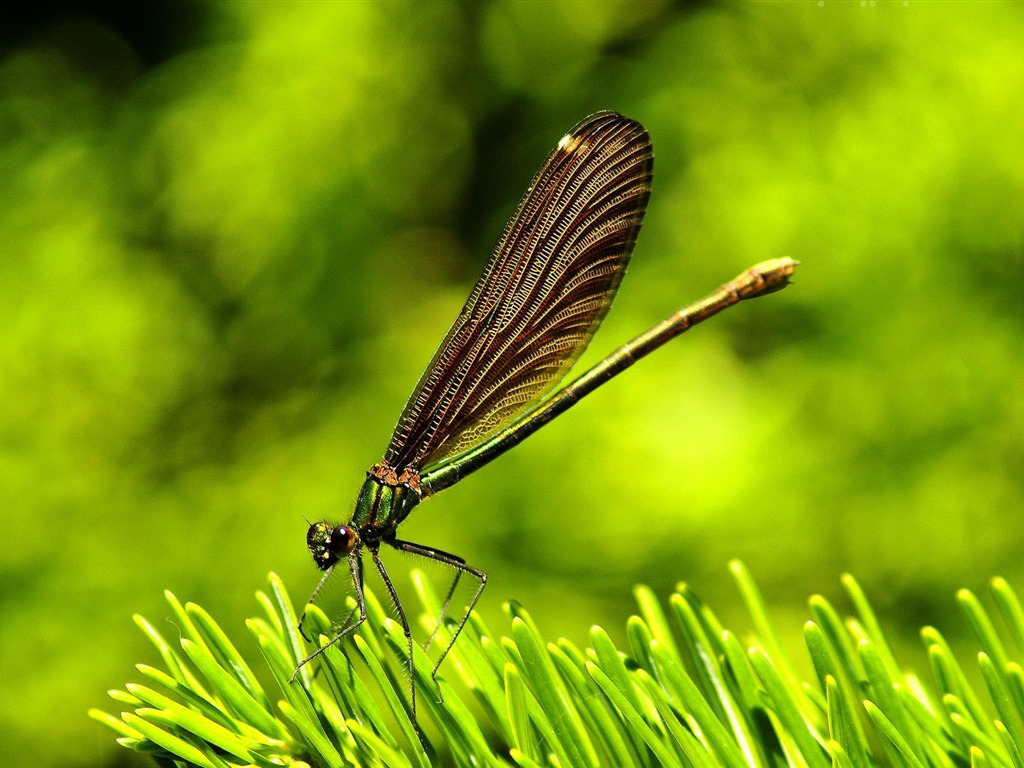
[350, 462, 422, 537]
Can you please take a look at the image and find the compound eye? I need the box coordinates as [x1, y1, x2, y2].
[328, 525, 357, 557]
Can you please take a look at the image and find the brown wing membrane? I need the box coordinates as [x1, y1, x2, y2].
[385, 112, 653, 473]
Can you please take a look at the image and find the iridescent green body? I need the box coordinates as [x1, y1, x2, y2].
[351, 465, 421, 534]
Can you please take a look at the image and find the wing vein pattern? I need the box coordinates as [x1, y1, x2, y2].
[384, 112, 653, 474]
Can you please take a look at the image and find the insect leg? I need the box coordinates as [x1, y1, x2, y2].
[291, 552, 365, 681]
[368, 545, 425, 745]
[387, 538, 487, 690]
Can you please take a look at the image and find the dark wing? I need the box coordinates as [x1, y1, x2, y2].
[385, 112, 653, 474]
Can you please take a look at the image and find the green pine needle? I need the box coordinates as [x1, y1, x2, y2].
[91, 564, 1024, 767]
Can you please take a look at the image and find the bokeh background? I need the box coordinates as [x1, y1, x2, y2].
[3, 1, 1023, 765]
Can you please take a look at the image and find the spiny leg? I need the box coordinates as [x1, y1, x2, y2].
[298, 564, 336, 642]
[388, 538, 487, 691]
[368, 545, 424, 745]
[291, 552, 365, 681]
[424, 568, 462, 652]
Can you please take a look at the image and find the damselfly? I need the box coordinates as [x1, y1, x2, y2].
[294, 112, 798, 728]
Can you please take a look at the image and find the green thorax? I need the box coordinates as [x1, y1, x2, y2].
[350, 462, 422, 537]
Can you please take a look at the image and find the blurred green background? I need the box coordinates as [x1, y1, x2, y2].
[3, 1, 1023, 765]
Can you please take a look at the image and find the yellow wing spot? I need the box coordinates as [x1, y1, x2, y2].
[557, 132, 581, 154]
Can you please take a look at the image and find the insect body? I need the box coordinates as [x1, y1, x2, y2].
[295, 112, 798, 730]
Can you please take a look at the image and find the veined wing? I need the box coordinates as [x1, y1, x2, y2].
[385, 112, 653, 475]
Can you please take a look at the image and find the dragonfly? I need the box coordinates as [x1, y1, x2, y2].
[294, 111, 798, 727]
